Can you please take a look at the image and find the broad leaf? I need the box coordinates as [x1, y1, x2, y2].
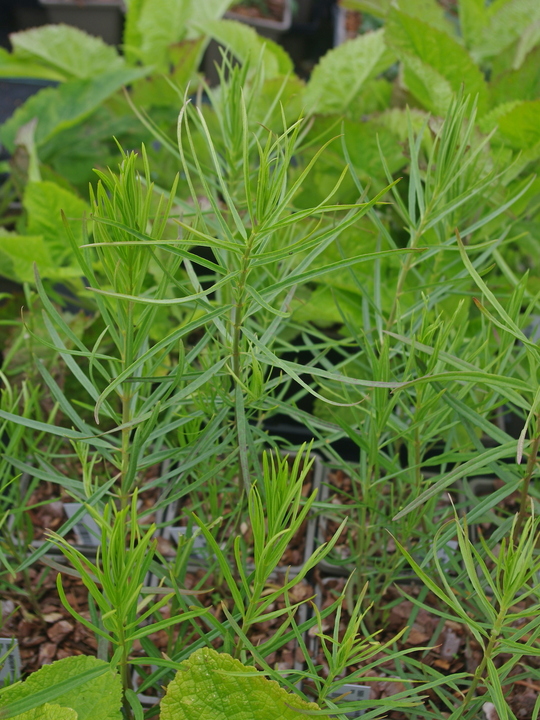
[491, 46, 540, 104]
[132, 38, 206, 106]
[161, 647, 332, 720]
[400, 53, 454, 116]
[386, 7, 488, 114]
[472, 0, 540, 62]
[395, 0, 455, 35]
[0, 231, 55, 283]
[458, 0, 488, 49]
[201, 19, 293, 78]
[135, 0, 192, 69]
[304, 29, 395, 115]
[9, 25, 124, 81]
[340, 0, 391, 18]
[0, 656, 122, 720]
[0, 67, 148, 152]
[12, 704, 76, 720]
[497, 99, 540, 149]
[24, 181, 88, 263]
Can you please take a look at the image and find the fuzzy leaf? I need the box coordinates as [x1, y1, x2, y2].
[304, 29, 395, 114]
[394, 0, 455, 35]
[0, 657, 122, 720]
[497, 99, 540, 149]
[161, 647, 331, 720]
[11, 704, 77, 720]
[0, 231, 55, 283]
[472, 0, 540, 62]
[201, 19, 293, 78]
[0, 67, 148, 152]
[458, 0, 487, 49]
[9, 25, 124, 81]
[386, 7, 488, 114]
[400, 53, 454, 116]
[24, 181, 88, 263]
[134, 0, 192, 69]
[491, 46, 540, 104]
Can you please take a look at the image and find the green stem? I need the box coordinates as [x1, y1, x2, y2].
[120, 300, 135, 508]
[514, 414, 540, 542]
[232, 235, 255, 490]
[456, 630, 499, 718]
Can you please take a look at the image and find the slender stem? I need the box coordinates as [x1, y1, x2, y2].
[120, 300, 135, 509]
[232, 234, 255, 490]
[514, 414, 540, 542]
[456, 631, 499, 718]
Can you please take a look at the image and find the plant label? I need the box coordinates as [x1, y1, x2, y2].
[0, 638, 21, 684]
[437, 540, 458, 564]
[63, 503, 101, 547]
[329, 684, 370, 717]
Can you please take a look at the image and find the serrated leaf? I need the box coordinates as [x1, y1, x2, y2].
[458, 0, 487, 49]
[24, 181, 88, 264]
[161, 647, 332, 720]
[9, 25, 124, 81]
[0, 67, 148, 152]
[386, 7, 488, 114]
[0, 231, 54, 283]
[199, 19, 293, 78]
[304, 29, 395, 115]
[0, 656, 122, 720]
[395, 0, 455, 35]
[491, 47, 540, 104]
[400, 54, 454, 116]
[472, 0, 540, 62]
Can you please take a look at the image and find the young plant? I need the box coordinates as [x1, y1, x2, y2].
[395, 506, 540, 719]
[47, 493, 205, 717]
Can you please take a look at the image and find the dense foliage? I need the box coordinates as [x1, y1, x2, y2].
[0, 0, 540, 718]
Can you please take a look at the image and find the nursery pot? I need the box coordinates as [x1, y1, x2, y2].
[37, 0, 124, 46]
[225, 0, 293, 41]
[0, 78, 58, 127]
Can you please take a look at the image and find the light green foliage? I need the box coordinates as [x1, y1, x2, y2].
[471, 0, 540, 62]
[386, 7, 488, 114]
[8, 25, 125, 81]
[202, 19, 293, 78]
[24, 181, 88, 262]
[124, 0, 236, 69]
[0, 656, 122, 720]
[0, 67, 148, 152]
[10, 704, 76, 720]
[132, 0, 194, 69]
[0, 231, 56, 283]
[304, 29, 395, 114]
[497, 99, 540, 149]
[161, 647, 331, 720]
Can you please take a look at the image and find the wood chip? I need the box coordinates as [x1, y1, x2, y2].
[47, 620, 74, 644]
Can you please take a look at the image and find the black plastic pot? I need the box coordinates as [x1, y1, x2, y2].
[0, 78, 58, 127]
[37, 0, 124, 45]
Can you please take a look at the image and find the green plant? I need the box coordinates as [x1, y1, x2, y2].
[395, 507, 540, 719]
[0, 655, 122, 719]
[160, 646, 331, 720]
